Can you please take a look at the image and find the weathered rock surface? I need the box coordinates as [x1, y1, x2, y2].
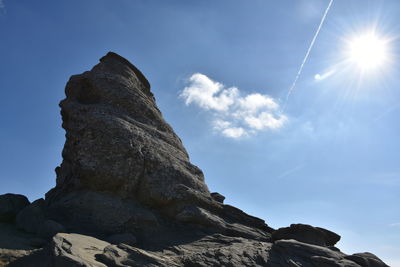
[41, 51, 271, 241]
[211, 192, 225, 204]
[16, 199, 46, 234]
[50, 233, 109, 266]
[344, 253, 389, 267]
[0, 194, 29, 224]
[0, 52, 390, 266]
[272, 224, 341, 247]
[8, 233, 109, 267]
[46, 51, 210, 207]
[6, 233, 390, 267]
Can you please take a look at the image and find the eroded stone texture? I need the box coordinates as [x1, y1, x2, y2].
[8, 233, 391, 267]
[42, 52, 271, 240]
[46, 52, 210, 207]
[272, 224, 341, 247]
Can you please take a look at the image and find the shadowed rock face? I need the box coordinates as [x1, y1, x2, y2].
[0, 194, 29, 224]
[0, 52, 390, 266]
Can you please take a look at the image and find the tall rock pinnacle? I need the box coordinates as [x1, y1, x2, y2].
[44, 52, 269, 238]
[0, 52, 389, 266]
[47, 52, 210, 206]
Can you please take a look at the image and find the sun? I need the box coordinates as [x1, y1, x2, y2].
[346, 32, 389, 71]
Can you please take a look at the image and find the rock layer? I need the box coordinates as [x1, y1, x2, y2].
[0, 52, 390, 266]
[271, 224, 341, 247]
[7, 233, 389, 267]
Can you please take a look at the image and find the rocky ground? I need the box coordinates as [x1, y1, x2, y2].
[0, 52, 390, 266]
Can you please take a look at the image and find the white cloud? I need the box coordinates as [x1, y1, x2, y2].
[180, 73, 287, 139]
[390, 223, 400, 227]
[239, 93, 278, 112]
[244, 112, 286, 130]
[213, 119, 231, 130]
[222, 127, 247, 138]
[180, 73, 238, 111]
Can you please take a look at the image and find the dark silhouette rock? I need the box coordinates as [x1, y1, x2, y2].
[211, 192, 225, 203]
[0, 223, 37, 265]
[270, 239, 360, 266]
[345, 253, 389, 267]
[16, 199, 46, 234]
[29, 237, 47, 248]
[272, 223, 341, 247]
[45, 191, 159, 235]
[37, 220, 65, 239]
[107, 233, 137, 246]
[0, 194, 30, 223]
[0, 52, 390, 266]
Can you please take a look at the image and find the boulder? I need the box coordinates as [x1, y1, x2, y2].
[272, 223, 341, 247]
[37, 220, 65, 239]
[345, 252, 390, 267]
[0, 222, 36, 250]
[16, 199, 46, 234]
[210, 192, 225, 203]
[0, 194, 30, 223]
[316, 226, 341, 247]
[51, 233, 109, 267]
[15, 199, 65, 239]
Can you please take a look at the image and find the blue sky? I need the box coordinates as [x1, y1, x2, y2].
[0, 0, 399, 265]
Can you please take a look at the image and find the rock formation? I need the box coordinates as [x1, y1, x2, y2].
[0, 52, 389, 266]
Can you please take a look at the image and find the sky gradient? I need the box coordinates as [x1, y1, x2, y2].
[0, 0, 399, 265]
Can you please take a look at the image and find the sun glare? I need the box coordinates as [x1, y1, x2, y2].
[347, 32, 389, 71]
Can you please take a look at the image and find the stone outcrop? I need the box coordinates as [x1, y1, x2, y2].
[46, 52, 210, 206]
[271, 224, 341, 247]
[0, 194, 29, 224]
[7, 233, 389, 267]
[41, 51, 270, 241]
[0, 52, 390, 266]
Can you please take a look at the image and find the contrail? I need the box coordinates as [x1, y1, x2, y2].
[275, 163, 306, 179]
[283, 0, 334, 109]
